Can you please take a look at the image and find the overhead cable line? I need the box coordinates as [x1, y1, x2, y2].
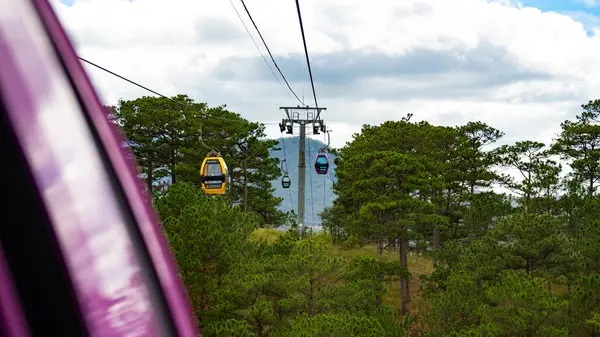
[292, 0, 320, 237]
[226, 0, 294, 101]
[238, 0, 305, 106]
[78, 56, 277, 125]
[293, 0, 320, 118]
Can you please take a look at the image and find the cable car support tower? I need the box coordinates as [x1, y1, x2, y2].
[279, 106, 327, 239]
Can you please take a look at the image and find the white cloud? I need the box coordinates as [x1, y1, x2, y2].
[577, 0, 600, 8]
[50, 0, 600, 149]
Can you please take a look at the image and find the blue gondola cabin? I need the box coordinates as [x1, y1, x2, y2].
[314, 152, 329, 175]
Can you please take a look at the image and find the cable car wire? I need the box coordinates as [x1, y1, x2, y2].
[226, 0, 294, 101]
[79, 55, 304, 221]
[79, 57, 180, 107]
[78, 56, 278, 125]
[293, 0, 320, 118]
[79, 0, 327, 230]
[238, 0, 305, 106]
[292, 0, 320, 237]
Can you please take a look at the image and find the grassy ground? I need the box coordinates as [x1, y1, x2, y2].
[251, 229, 435, 334]
[252, 227, 285, 244]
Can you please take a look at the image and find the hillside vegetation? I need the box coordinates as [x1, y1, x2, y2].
[109, 95, 600, 336]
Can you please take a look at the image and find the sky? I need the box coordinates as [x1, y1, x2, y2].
[50, 0, 600, 149]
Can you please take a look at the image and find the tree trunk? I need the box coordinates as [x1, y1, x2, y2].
[228, 171, 234, 205]
[170, 160, 176, 185]
[432, 189, 442, 248]
[170, 147, 177, 185]
[433, 227, 441, 249]
[399, 231, 410, 315]
[146, 161, 153, 195]
[243, 157, 248, 212]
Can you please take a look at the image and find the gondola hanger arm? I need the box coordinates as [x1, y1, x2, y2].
[198, 123, 221, 156]
[319, 130, 331, 152]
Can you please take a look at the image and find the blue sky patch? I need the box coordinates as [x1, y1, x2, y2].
[520, 0, 599, 14]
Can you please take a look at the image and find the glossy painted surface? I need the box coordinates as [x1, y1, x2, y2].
[0, 0, 198, 335]
[0, 249, 30, 337]
[1, 1, 165, 335]
[32, 1, 199, 334]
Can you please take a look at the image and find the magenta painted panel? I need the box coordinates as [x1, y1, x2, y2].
[0, 0, 198, 336]
[0, 249, 30, 337]
[32, 0, 199, 335]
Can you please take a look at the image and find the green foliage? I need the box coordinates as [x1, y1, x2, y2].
[158, 183, 411, 336]
[111, 95, 203, 189]
[550, 99, 600, 197]
[565, 274, 600, 335]
[117, 93, 600, 335]
[319, 204, 346, 244]
[111, 94, 288, 225]
[496, 140, 562, 209]
[205, 319, 256, 337]
[154, 182, 257, 325]
[324, 99, 600, 335]
[489, 213, 570, 276]
[454, 121, 504, 193]
[274, 309, 410, 337]
[480, 270, 568, 336]
[341, 255, 409, 310]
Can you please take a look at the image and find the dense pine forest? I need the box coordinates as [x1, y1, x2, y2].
[107, 95, 600, 336]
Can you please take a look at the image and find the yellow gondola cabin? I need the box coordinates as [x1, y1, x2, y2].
[200, 155, 228, 195]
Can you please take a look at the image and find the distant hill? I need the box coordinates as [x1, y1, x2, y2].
[270, 137, 337, 228]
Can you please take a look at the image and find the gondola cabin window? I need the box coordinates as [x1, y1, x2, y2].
[281, 173, 291, 188]
[203, 160, 224, 189]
